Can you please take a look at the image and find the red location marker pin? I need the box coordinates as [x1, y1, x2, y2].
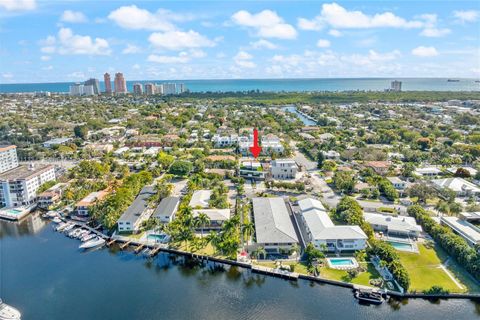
[249, 128, 262, 158]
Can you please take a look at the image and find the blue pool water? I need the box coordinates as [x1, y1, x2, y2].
[329, 258, 355, 266]
[147, 234, 168, 242]
[388, 241, 414, 252]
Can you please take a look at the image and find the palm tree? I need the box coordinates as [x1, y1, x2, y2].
[195, 212, 210, 238]
[241, 221, 255, 246]
[206, 231, 221, 253]
[289, 243, 300, 259]
[253, 246, 267, 260]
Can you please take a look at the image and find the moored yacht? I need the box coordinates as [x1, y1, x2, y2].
[79, 237, 106, 249]
[0, 299, 21, 320]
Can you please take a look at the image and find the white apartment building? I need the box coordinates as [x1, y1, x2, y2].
[238, 134, 285, 156]
[0, 145, 18, 173]
[0, 164, 56, 208]
[211, 134, 239, 148]
[298, 198, 367, 252]
[270, 159, 298, 179]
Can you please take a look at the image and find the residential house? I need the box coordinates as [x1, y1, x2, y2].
[364, 212, 422, 238]
[432, 177, 480, 197]
[153, 196, 180, 223]
[117, 186, 156, 233]
[270, 159, 298, 179]
[75, 189, 110, 217]
[298, 198, 367, 252]
[252, 197, 299, 253]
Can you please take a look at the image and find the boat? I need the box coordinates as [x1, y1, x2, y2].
[0, 299, 21, 320]
[76, 230, 90, 239]
[80, 233, 95, 242]
[62, 224, 75, 233]
[79, 237, 106, 249]
[52, 217, 62, 224]
[55, 222, 68, 232]
[68, 229, 82, 238]
[447, 79, 460, 82]
[354, 289, 385, 304]
[46, 211, 58, 218]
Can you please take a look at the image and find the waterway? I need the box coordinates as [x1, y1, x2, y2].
[283, 106, 317, 126]
[1, 214, 479, 320]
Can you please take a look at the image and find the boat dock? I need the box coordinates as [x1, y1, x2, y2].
[251, 265, 299, 280]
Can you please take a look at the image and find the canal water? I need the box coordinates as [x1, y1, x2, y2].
[283, 106, 317, 126]
[1, 215, 479, 320]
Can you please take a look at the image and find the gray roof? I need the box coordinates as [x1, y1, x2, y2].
[252, 197, 298, 245]
[118, 186, 156, 224]
[364, 212, 422, 233]
[299, 198, 367, 241]
[153, 196, 180, 218]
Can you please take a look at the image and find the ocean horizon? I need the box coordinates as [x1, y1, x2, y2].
[0, 77, 479, 93]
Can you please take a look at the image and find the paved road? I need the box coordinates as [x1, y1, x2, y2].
[292, 142, 408, 214]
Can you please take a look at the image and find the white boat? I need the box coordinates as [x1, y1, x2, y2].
[46, 211, 58, 218]
[55, 222, 68, 231]
[76, 230, 90, 239]
[63, 224, 75, 233]
[0, 299, 21, 320]
[80, 233, 95, 242]
[52, 217, 62, 224]
[79, 237, 106, 249]
[68, 229, 82, 238]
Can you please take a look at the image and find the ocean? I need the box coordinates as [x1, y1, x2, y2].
[0, 78, 479, 93]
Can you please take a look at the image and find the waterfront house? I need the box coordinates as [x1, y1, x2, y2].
[75, 189, 110, 217]
[251, 197, 299, 253]
[117, 186, 156, 233]
[192, 208, 231, 230]
[37, 183, 66, 209]
[386, 177, 407, 190]
[363, 212, 422, 238]
[441, 216, 480, 247]
[153, 196, 180, 223]
[298, 198, 367, 252]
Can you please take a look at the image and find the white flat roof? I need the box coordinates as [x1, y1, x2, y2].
[364, 212, 422, 233]
[442, 216, 480, 244]
[189, 190, 212, 209]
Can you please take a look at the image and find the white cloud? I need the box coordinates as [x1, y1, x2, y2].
[328, 29, 343, 37]
[122, 44, 141, 54]
[148, 49, 206, 64]
[68, 71, 86, 79]
[411, 46, 438, 57]
[420, 27, 451, 37]
[149, 30, 215, 50]
[0, 0, 36, 11]
[249, 39, 277, 49]
[316, 39, 331, 48]
[60, 10, 87, 23]
[108, 5, 196, 31]
[234, 51, 256, 68]
[132, 64, 140, 70]
[40, 28, 111, 55]
[453, 10, 479, 23]
[40, 55, 50, 61]
[298, 2, 424, 30]
[42, 65, 53, 71]
[231, 10, 297, 39]
[2, 72, 14, 79]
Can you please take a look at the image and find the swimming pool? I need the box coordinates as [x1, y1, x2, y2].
[388, 240, 414, 252]
[147, 234, 169, 243]
[326, 257, 359, 270]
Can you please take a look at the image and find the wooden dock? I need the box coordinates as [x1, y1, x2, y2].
[120, 240, 132, 250]
[149, 246, 162, 257]
[134, 244, 145, 254]
[251, 265, 299, 280]
[106, 239, 116, 247]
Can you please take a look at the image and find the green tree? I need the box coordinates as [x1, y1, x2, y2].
[317, 151, 325, 169]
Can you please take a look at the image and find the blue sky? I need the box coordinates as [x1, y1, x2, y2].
[0, 0, 479, 83]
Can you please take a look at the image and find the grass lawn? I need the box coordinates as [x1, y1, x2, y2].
[121, 231, 145, 240]
[398, 243, 471, 293]
[254, 261, 381, 287]
[174, 241, 227, 258]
